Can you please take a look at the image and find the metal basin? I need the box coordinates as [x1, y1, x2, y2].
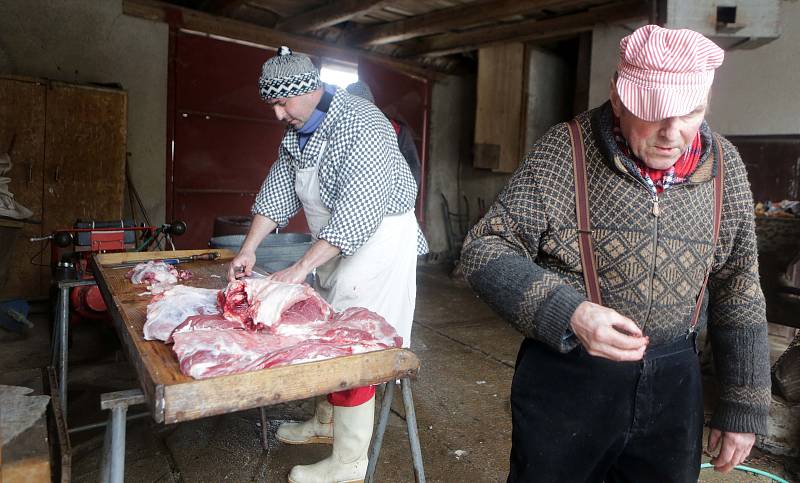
[209, 233, 313, 273]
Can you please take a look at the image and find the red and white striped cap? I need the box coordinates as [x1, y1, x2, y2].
[616, 25, 724, 122]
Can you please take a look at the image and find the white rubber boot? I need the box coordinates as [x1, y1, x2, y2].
[277, 397, 334, 445]
[287, 395, 375, 483]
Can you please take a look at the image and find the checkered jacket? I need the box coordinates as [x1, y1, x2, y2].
[461, 102, 770, 435]
[252, 89, 428, 256]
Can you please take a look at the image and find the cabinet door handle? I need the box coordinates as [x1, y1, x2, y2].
[54, 165, 60, 182]
[28, 162, 32, 185]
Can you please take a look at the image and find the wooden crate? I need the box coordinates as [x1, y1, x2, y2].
[91, 250, 420, 424]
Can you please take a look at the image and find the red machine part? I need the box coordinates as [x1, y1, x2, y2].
[89, 230, 126, 252]
[70, 285, 110, 323]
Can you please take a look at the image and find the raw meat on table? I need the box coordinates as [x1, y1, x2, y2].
[143, 277, 402, 379]
[222, 278, 333, 330]
[172, 316, 399, 379]
[126, 260, 193, 293]
[172, 328, 304, 379]
[143, 285, 221, 341]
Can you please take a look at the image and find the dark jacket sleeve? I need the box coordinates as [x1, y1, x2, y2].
[707, 137, 771, 435]
[460, 124, 586, 352]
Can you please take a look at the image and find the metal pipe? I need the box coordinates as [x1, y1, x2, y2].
[68, 412, 149, 434]
[59, 285, 70, 418]
[110, 405, 128, 483]
[402, 379, 426, 483]
[100, 411, 113, 483]
[366, 381, 395, 483]
[50, 292, 62, 368]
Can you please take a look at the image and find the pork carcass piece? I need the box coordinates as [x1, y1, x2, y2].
[172, 313, 245, 338]
[126, 260, 193, 294]
[173, 306, 402, 379]
[319, 307, 404, 348]
[172, 328, 303, 379]
[222, 278, 333, 330]
[143, 285, 221, 341]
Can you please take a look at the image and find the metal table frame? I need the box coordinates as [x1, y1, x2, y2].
[51, 279, 98, 420]
[99, 379, 426, 483]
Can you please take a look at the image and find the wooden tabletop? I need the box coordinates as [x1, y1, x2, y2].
[91, 250, 420, 424]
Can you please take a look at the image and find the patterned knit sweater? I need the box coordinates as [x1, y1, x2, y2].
[460, 102, 770, 435]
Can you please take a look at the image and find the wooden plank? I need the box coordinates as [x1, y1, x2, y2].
[276, 0, 392, 34]
[208, 0, 248, 16]
[400, 0, 650, 57]
[92, 250, 420, 424]
[0, 77, 46, 298]
[163, 348, 418, 423]
[123, 0, 441, 81]
[474, 43, 525, 174]
[346, 0, 581, 46]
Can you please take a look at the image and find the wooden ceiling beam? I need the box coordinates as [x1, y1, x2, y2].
[346, 0, 582, 47]
[122, 0, 441, 80]
[275, 0, 392, 34]
[207, 0, 248, 16]
[400, 0, 649, 58]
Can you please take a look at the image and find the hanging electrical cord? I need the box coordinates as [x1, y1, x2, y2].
[699, 462, 789, 482]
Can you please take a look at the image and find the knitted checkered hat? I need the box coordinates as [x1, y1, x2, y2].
[346, 81, 375, 104]
[616, 25, 724, 122]
[258, 46, 321, 100]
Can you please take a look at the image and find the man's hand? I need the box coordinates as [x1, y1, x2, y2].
[707, 429, 755, 473]
[227, 251, 256, 282]
[569, 301, 649, 361]
[269, 261, 311, 285]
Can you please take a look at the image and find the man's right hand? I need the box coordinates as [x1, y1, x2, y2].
[227, 251, 256, 282]
[569, 301, 648, 361]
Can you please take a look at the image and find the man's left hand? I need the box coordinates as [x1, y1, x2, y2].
[707, 429, 755, 473]
[269, 262, 310, 284]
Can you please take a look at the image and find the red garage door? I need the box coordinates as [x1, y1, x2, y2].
[167, 31, 430, 248]
[169, 32, 308, 249]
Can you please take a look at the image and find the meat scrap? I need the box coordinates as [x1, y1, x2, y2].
[143, 285, 221, 341]
[126, 260, 193, 294]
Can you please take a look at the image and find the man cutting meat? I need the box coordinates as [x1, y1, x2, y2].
[227, 46, 427, 483]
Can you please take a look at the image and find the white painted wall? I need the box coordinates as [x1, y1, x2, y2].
[0, 0, 169, 223]
[426, 75, 473, 255]
[705, 0, 800, 135]
[589, 0, 799, 135]
[428, 46, 573, 260]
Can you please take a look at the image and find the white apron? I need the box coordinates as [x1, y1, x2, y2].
[294, 144, 417, 348]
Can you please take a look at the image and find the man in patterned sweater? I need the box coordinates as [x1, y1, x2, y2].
[461, 25, 770, 482]
[228, 46, 426, 483]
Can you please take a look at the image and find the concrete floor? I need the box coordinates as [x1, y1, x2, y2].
[1, 265, 796, 482]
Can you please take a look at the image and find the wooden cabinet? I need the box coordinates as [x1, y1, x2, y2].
[0, 77, 126, 298]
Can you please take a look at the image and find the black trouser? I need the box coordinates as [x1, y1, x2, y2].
[507, 335, 703, 483]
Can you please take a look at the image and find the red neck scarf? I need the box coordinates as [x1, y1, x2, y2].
[613, 116, 702, 194]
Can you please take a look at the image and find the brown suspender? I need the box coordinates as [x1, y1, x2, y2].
[567, 120, 603, 305]
[568, 120, 724, 330]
